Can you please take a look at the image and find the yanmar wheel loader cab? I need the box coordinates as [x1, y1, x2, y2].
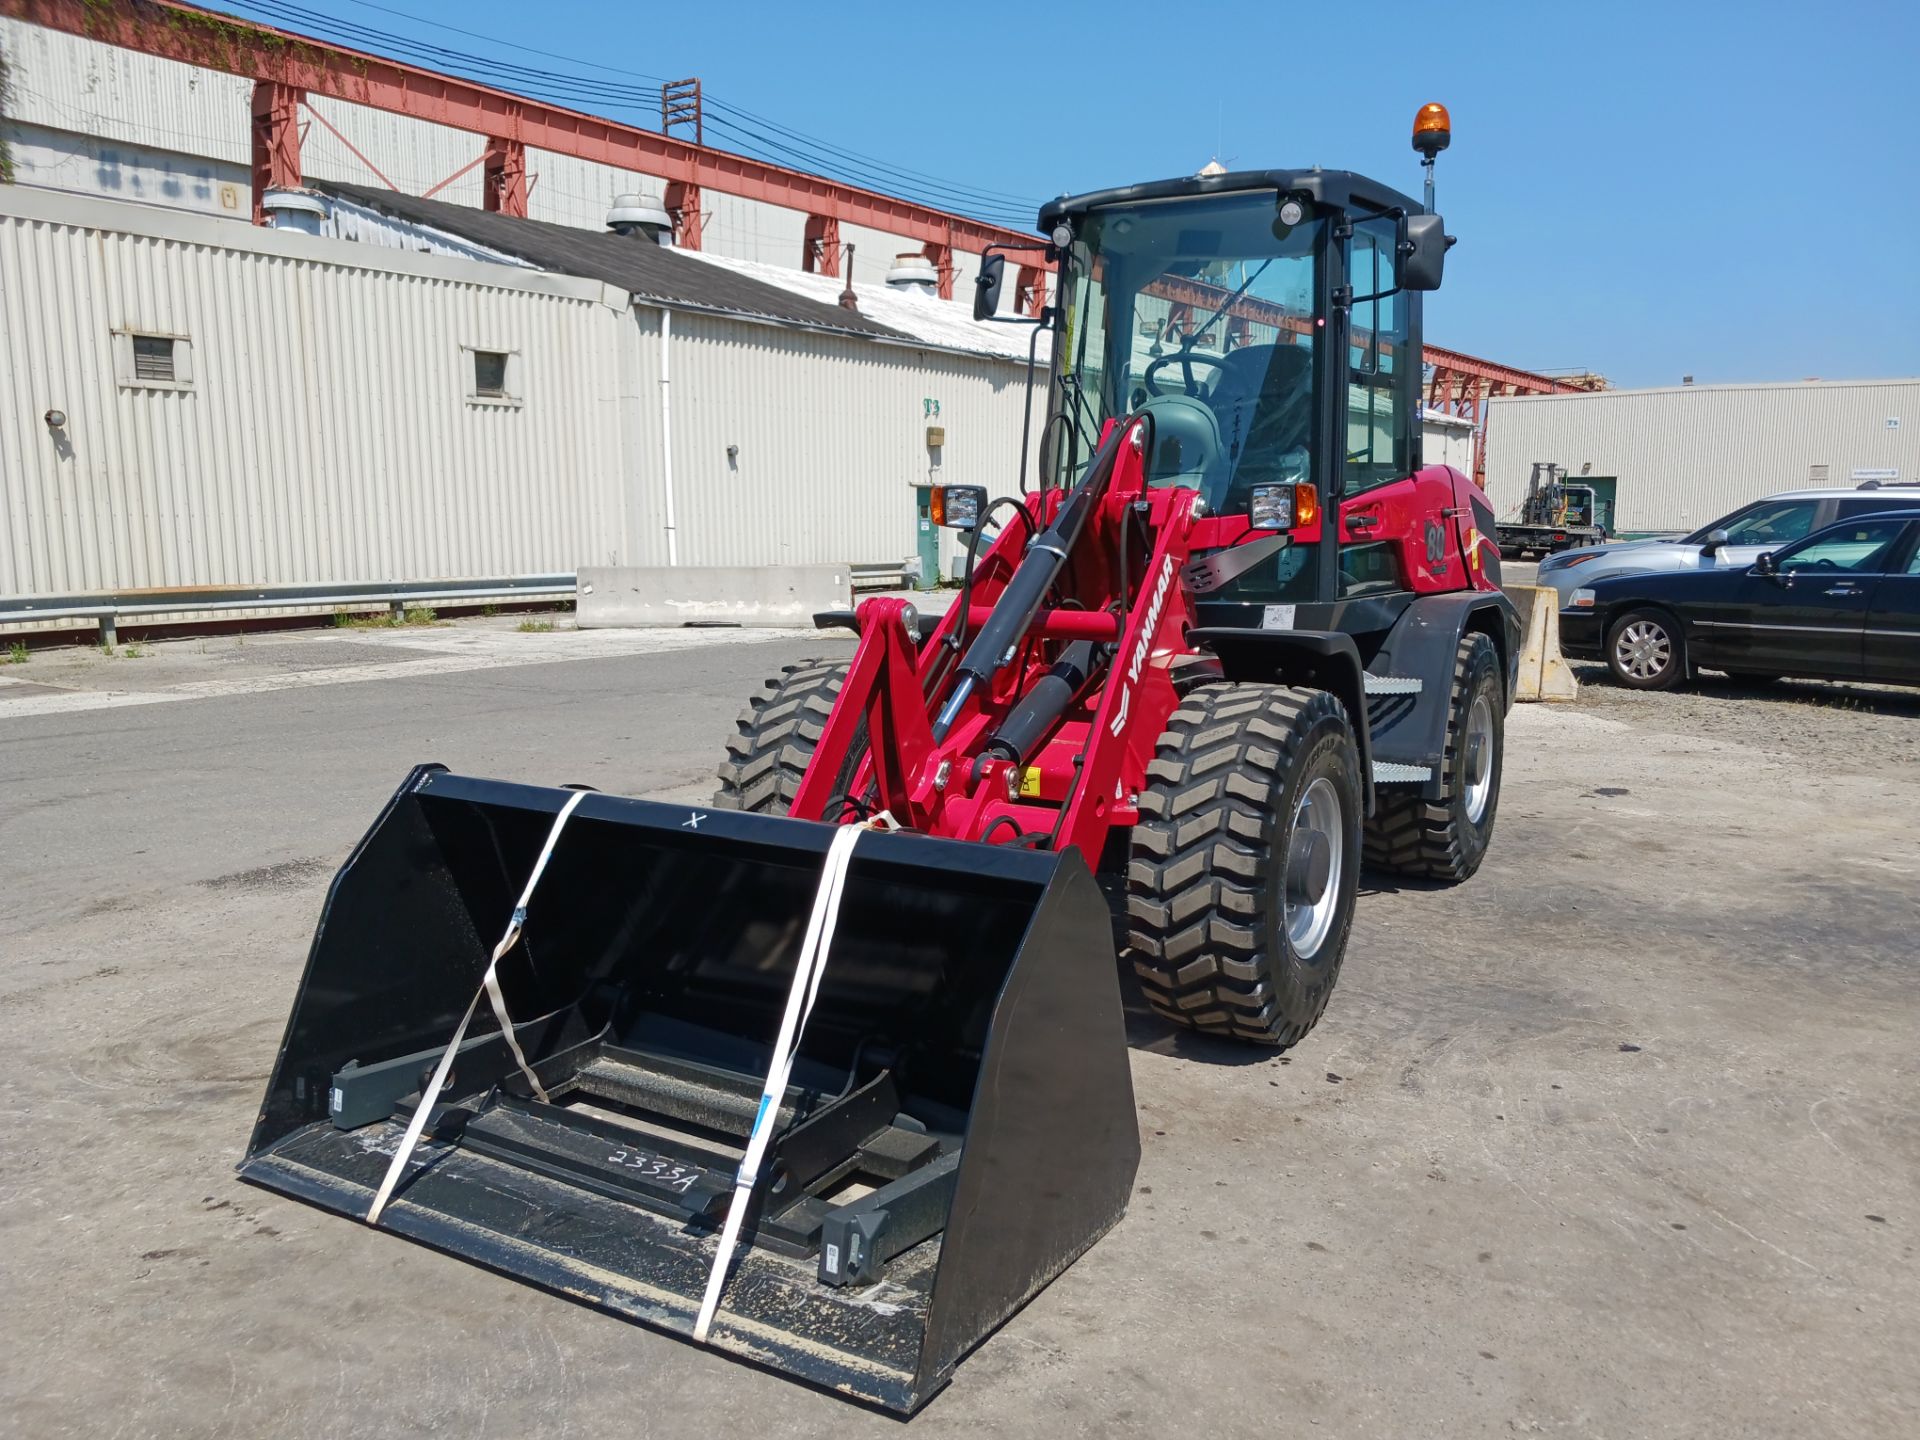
[242, 108, 1516, 1415]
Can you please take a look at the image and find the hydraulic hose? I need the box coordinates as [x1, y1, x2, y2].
[932, 423, 1131, 740]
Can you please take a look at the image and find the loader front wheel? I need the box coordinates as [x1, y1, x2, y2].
[714, 660, 867, 817]
[1363, 631, 1503, 882]
[1128, 683, 1362, 1049]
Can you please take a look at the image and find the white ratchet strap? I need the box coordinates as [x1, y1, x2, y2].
[693, 815, 895, 1343]
[365, 789, 589, 1226]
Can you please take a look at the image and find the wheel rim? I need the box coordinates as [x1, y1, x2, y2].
[1284, 776, 1344, 960]
[1464, 693, 1496, 824]
[1613, 618, 1672, 681]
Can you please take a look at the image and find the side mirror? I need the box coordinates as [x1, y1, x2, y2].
[1699, 527, 1731, 556]
[1400, 212, 1449, 291]
[973, 254, 1005, 321]
[930, 484, 987, 530]
[1753, 550, 1777, 576]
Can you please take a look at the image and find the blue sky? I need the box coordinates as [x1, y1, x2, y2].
[233, 0, 1917, 388]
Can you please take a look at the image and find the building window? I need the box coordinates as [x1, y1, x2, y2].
[133, 335, 176, 382]
[1809, 463, 1829, 483]
[464, 346, 522, 407]
[474, 350, 508, 397]
[114, 330, 194, 391]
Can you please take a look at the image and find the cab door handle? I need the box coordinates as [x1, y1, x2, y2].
[1824, 585, 1858, 596]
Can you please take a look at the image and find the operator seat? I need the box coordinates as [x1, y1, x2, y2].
[1211, 342, 1313, 497]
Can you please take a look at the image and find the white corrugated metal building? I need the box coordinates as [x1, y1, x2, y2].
[0, 182, 1052, 616]
[1484, 379, 1919, 536]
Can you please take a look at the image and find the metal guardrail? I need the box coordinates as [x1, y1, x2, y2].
[0, 575, 575, 645]
[849, 562, 911, 591]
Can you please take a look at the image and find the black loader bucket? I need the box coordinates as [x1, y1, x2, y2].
[240, 766, 1139, 1414]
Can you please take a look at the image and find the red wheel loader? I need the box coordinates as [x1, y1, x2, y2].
[242, 116, 1516, 1415]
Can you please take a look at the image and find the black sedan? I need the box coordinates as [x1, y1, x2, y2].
[1558, 510, 1920, 691]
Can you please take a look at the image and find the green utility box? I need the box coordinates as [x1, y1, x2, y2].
[913, 485, 941, 591]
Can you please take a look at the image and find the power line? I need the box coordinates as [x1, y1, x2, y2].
[220, 1, 664, 112]
[703, 97, 1040, 208]
[328, 0, 673, 87]
[205, 0, 1041, 226]
[699, 113, 1035, 226]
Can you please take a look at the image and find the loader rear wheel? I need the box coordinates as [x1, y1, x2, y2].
[1363, 631, 1503, 882]
[714, 660, 868, 817]
[1127, 683, 1362, 1049]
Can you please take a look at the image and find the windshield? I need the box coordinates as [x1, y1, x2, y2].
[1683, 498, 1820, 547]
[1049, 191, 1323, 517]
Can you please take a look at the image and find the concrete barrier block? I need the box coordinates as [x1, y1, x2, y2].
[577, 565, 852, 629]
[1508, 584, 1580, 703]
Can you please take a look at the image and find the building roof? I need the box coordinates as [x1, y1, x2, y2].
[316, 181, 913, 343]
[1493, 376, 1920, 403]
[677, 249, 1054, 364]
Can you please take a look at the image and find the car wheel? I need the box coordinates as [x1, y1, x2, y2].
[1607, 609, 1686, 690]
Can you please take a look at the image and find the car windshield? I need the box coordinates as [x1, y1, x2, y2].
[1685, 499, 1819, 547]
[1774, 518, 1909, 573]
[1050, 191, 1322, 515]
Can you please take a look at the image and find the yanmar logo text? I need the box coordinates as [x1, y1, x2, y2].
[1109, 555, 1178, 737]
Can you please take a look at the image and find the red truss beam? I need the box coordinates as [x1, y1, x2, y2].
[8, 0, 1045, 256]
[803, 214, 841, 277]
[248, 79, 301, 223]
[1422, 344, 1571, 400]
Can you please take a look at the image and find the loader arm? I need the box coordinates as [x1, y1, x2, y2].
[791, 415, 1214, 859]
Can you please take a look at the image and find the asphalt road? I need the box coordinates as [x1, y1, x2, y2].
[2, 622, 1915, 1439]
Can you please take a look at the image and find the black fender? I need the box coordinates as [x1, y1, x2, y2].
[1363, 590, 1521, 798]
[1187, 628, 1375, 815]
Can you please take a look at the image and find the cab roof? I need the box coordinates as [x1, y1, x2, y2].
[1038, 168, 1426, 229]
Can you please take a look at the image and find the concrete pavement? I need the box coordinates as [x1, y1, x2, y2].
[1, 619, 1914, 1439]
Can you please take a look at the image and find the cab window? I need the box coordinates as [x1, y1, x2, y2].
[1774, 519, 1908, 573]
[1344, 216, 1411, 497]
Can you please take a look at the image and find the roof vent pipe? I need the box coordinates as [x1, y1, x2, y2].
[607, 192, 673, 244]
[886, 252, 939, 296]
[261, 188, 328, 236]
[839, 244, 860, 311]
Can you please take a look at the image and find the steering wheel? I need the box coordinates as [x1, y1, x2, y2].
[1143, 350, 1230, 398]
[1809, 557, 1840, 570]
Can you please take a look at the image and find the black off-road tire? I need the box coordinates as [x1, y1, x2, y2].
[1127, 683, 1362, 1049]
[1363, 632, 1504, 883]
[713, 660, 866, 815]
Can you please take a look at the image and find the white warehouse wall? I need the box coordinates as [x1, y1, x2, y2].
[655, 309, 1049, 570]
[0, 187, 637, 598]
[1484, 380, 1919, 534]
[0, 185, 1054, 608]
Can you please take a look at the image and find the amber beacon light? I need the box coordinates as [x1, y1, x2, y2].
[1412, 102, 1452, 159]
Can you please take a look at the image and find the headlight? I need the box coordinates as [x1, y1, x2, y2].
[1249, 484, 1295, 530]
[1568, 588, 1597, 609]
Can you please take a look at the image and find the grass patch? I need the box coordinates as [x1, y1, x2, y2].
[333, 604, 439, 629]
[516, 619, 555, 633]
[121, 641, 148, 658]
[5, 641, 26, 665]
